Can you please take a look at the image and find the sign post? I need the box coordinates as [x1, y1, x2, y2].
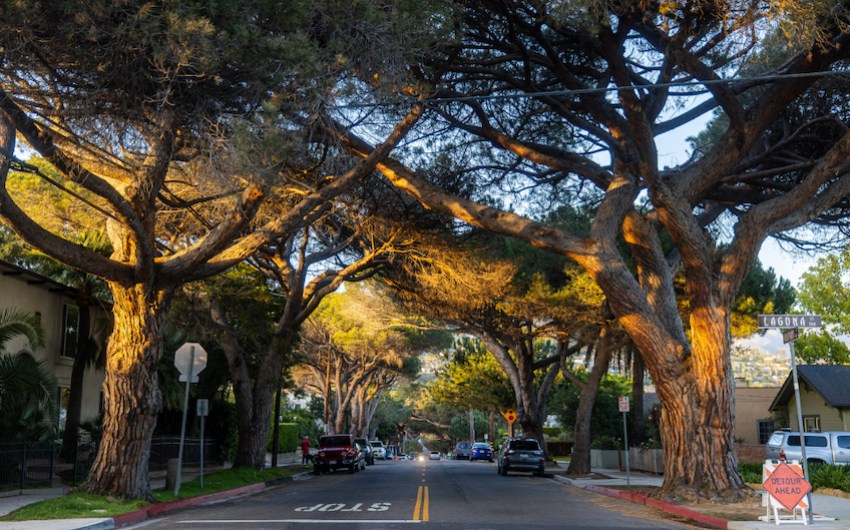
[196, 398, 209, 488]
[758, 314, 821, 523]
[618, 396, 630, 487]
[501, 409, 517, 438]
[173, 343, 207, 496]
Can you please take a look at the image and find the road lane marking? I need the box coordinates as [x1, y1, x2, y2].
[412, 485, 429, 522]
[423, 485, 429, 521]
[178, 519, 422, 525]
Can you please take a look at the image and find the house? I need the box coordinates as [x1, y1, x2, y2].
[735, 380, 783, 444]
[0, 260, 108, 428]
[769, 365, 850, 432]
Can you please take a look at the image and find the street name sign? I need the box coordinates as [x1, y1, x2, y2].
[782, 328, 799, 344]
[757, 314, 821, 329]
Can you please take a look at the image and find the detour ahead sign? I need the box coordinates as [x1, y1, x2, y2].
[762, 462, 811, 511]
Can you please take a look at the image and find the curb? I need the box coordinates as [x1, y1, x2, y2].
[109, 470, 313, 529]
[552, 475, 729, 529]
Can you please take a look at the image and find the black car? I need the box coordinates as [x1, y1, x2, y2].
[497, 438, 545, 476]
[354, 438, 375, 465]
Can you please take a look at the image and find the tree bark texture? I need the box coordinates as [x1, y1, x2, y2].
[81, 285, 167, 500]
[567, 329, 614, 476]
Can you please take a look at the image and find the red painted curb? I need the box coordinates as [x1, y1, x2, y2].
[645, 497, 728, 529]
[113, 482, 269, 528]
[569, 480, 728, 530]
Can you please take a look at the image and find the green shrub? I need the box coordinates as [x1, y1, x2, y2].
[267, 422, 298, 452]
[738, 462, 762, 484]
[542, 427, 562, 439]
[590, 435, 621, 450]
[808, 463, 850, 491]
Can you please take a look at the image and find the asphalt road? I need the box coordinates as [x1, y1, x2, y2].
[128, 458, 700, 529]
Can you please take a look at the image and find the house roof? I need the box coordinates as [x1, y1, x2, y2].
[769, 365, 850, 411]
[0, 260, 80, 298]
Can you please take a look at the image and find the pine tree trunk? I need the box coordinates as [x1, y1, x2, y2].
[568, 332, 613, 475]
[81, 285, 166, 500]
[231, 348, 284, 469]
[656, 311, 744, 498]
[630, 352, 646, 446]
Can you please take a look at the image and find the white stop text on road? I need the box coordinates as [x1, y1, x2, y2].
[294, 503, 391, 512]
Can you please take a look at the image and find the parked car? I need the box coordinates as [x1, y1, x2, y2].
[452, 441, 473, 460]
[497, 438, 545, 476]
[370, 440, 388, 460]
[766, 430, 850, 465]
[470, 442, 494, 462]
[314, 434, 366, 474]
[354, 438, 374, 465]
[429, 451, 441, 460]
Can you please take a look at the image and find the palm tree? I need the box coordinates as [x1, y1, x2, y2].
[0, 309, 54, 441]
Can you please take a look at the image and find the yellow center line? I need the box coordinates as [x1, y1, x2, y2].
[413, 485, 430, 522]
[423, 485, 429, 521]
[413, 485, 423, 521]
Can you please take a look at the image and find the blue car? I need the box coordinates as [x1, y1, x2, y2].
[470, 442, 493, 462]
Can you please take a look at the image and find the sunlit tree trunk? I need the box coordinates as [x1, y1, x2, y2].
[81, 285, 168, 500]
[655, 307, 743, 498]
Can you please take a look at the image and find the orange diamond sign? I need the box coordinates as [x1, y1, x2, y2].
[502, 409, 517, 424]
[762, 462, 811, 511]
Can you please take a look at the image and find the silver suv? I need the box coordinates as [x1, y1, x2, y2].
[370, 440, 388, 460]
[766, 430, 850, 465]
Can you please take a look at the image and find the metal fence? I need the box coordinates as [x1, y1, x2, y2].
[3, 436, 220, 489]
[0, 441, 55, 492]
[149, 436, 219, 471]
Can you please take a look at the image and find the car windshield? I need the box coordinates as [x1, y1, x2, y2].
[509, 440, 540, 451]
[320, 436, 351, 447]
[370, 442, 383, 447]
[456, 442, 471, 449]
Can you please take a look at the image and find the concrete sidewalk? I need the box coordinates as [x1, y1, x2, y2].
[556, 465, 850, 529]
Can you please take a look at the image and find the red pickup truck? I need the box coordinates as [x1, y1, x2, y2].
[314, 434, 366, 474]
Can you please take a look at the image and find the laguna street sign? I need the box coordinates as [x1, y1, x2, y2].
[757, 314, 821, 329]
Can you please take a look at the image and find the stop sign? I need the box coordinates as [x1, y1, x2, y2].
[174, 342, 207, 383]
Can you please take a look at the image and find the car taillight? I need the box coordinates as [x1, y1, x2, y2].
[779, 449, 786, 461]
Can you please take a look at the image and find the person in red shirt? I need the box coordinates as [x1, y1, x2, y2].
[301, 436, 311, 464]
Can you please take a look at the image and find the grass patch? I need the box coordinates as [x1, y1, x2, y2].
[0, 492, 148, 521]
[1, 465, 311, 521]
[153, 465, 303, 503]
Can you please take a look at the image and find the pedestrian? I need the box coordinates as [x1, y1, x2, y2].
[301, 436, 311, 464]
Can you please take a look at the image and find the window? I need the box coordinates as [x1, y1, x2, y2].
[60, 304, 80, 359]
[802, 415, 821, 432]
[757, 420, 776, 444]
[836, 436, 850, 450]
[57, 386, 70, 430]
